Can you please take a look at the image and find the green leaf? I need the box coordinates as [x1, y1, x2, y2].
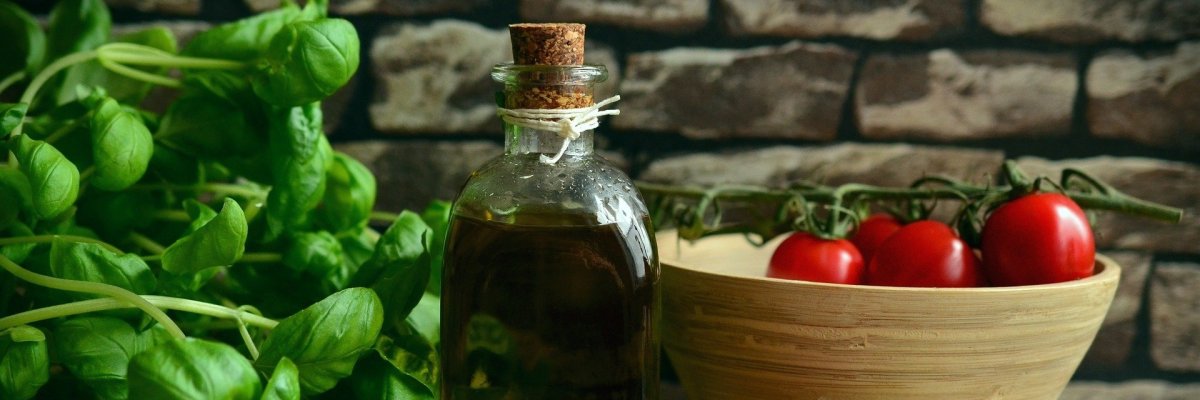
[347, 353, 434, 400]
[183, 4, 305, 61]
[283, 231, 343, 277]
[1, 103, 28, 137]
[181, 198, 218, 234]
[0, 166, 32, 229]
[49, 238, 156, 301]
[156, 92, 264, 159]
[76, 190, 155, 238]
[0, 2, 45, 77]
[10, 134, 80, 220]
[161, 198, 248, 274]
[352, 211, 431, 322]
[253, 19, 360, 107]
[56, 26, 178, 105]
[45, 0, 110, 61]
[0, 222, 35, 264]
[255, 287, 384, 396]
[317, 152, 376, 233]
[421, 200, 451, 295]
[89, 97, 154, 191]
[375, 334, 438, 398]
[0, 325, 48, 400]
[147, 142, 200, 184]
[5, 325, 43, 342]
[265, 103, 330, 241]
[54, 317, 172, 400]
[261, 357, 300, 400]
[128, 338, 262, 400]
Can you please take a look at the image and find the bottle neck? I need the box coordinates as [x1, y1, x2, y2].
[504, 124, 594, 158]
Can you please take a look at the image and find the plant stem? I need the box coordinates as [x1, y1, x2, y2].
[370, 211, 400, 223]
[128, 232, 167, 254]
[150, 209, 192, 222]
[0, 295, 279, 331]
[0, 235, 124, 254]
[43, 115, 89, 144]
[17, 51, 99, 120]
[129, 182, 267, 199]
[239, 252, 283, 263]
[97, 56, 181, 88]
[0, 254, 186, 339]
[0, 71, 26, 95]
[97, 43, 248, 70]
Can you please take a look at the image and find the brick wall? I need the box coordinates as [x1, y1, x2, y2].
[83, 0, 1200, 396]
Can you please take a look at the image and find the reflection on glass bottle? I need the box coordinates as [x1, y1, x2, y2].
[441, 23, 660, 400]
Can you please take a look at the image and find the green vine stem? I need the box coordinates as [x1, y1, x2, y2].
[0, 71, 26, 95]
[0, 254, 186, 339]
[0, 295, 279, 332]
[129, 182, 268, 199]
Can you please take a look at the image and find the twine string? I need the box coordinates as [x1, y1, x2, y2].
[497, 95, 621, 164]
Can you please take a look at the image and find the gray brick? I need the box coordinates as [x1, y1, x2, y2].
[334, 140, 502, 212]
[722, 0, 964, 40]
[857, 49, 1076, 141]
[329, 0, 484, 16]
[615, 42, 856, 140]
[1087, 42, 1200, 151]
[981, 0, 1200, 43]
[1150, 262, 1200, 372]
[1081, 252, 1152, 368]
[521, 0, 707, 33]
[105, 0, 200, 15]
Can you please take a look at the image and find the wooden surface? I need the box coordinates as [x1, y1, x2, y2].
[659, 232, 1120, 400]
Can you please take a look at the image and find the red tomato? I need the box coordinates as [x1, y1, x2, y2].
[768, 232, 864, 284]
[981, 193, 1095, 286]
[850, 213, 902, 265]
[867, 220, 983, 288]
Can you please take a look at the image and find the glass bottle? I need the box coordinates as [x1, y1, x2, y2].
[440, 62, 660, 398]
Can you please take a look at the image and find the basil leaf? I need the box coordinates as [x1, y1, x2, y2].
[261, 357, 300, 400]
[46, 0, 110, 60]
[352, 211, 431, 322]
[11, 134, 80, 220]
[264, 103, 330, 241]
[183, 3, 304, 61]
[317, 152, 375, 233]
[49, 238, 155, 300]
[375, 334, 438, 397]
[255, 287, 384, 395]
[89, 97, 154, 191]
[128, 338, 262, 400]
[0, 166, 32, 229]
[0, 2, 45, 77]
[283, 231, 343, 277]
[54, 317, 172, 400]
[0, 222, 35, 264]
[253, 19, 360, 107]
[56, 26, 177, 105]
[147, 142, 200, 184]
[157, 92, 263, 159]
[348, 352, 434, 400]
[0, 326, 48, 400]
[161, 198, 248, 274]
[76, 190, 155, 238]
[1, 103, 28, 137]
[421, 200, 451, 295]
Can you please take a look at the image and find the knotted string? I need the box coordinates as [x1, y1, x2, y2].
[496, 95, 621, 165]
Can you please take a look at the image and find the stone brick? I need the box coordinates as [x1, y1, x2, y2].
[638, 143, 1003, 187]
[521, 0, 707, 33]
[1080, 251, 1152, 368]
[981, 0, 1200, 43]
[1150, 262, 1200, 372]
[615, 42, 856, 140]
[1087, 42, 1200, 151]
[105, 0, 200, 15]
[244, 0, 281, 12]
[329, 0, 485, 16]
[1015, 157, 1200, 255]
[722, 0, 964, 40]
[370, 20, 620, 135]
[334, 141, 502, 212]
[1061, 380, 1200, 400]
[857, 49, 1076, 141]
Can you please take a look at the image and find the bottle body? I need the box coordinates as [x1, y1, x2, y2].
[441, 64, 660, 400]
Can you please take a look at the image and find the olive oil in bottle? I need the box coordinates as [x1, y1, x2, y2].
[441, 23, 660, 400]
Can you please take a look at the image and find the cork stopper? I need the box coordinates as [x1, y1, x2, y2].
[510, 23, 586, 65]
[505, 23, 593, 110]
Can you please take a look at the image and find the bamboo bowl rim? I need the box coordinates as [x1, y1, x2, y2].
[658, 231, 1120, 292]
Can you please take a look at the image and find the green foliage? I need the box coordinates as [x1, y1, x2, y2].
[89, 97, 154, 191]
[10, 134, 80, 220]
[54, 317, 172, 400]
[264, 103, 330, 241]
[256, 288, 384, 396]
[253, 19, 360, 107]
[0, 1, 45, 77]
[56, 26, 178, 105]
[0, 103, 28, 136]
[50, 238, 156, 301]
[261, 357, 301, 400]
[161, 198, 248, 274]
[318, 152, 376, 233]
[128, 339, 263, 400]
[0, 326, 49, 400]
[353, 211, 432, 324]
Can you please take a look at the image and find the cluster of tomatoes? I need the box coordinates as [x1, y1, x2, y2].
[767, 193, 1097, 287]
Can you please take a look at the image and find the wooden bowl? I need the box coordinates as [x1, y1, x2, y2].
[659, 232, 1120, 400]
